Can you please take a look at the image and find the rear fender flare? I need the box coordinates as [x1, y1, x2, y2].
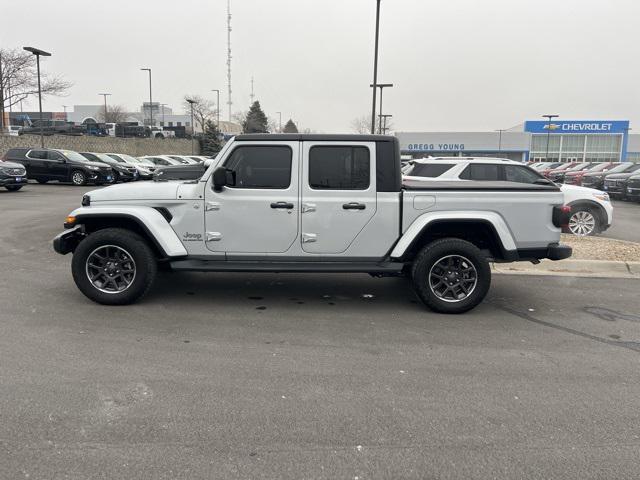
[390, 211, 516, 259]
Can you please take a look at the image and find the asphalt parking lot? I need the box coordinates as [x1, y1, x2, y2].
[2, 184, 640, 479]
[602, 199, 640, 242]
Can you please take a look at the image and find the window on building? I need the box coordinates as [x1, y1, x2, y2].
[177, 122, 182, 127]
[308, 146, 370, 190]
[224, 146, 292, 189]
[406, 163, 455, 178]
[186, 122, 190, 127]
[160, 122, 164, 127]
[459, 164, 500, 181]
[168, 122, 174, 127]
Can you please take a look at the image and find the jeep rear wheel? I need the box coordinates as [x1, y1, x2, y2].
[71, 228, 157, 305]
[411, 238, 491, 314]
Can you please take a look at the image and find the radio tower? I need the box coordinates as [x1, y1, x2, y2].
[250, 77, 255, 103]
[226, 0, 232, 121]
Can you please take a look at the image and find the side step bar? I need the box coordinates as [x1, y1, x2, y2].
[169, 259, 405, 274]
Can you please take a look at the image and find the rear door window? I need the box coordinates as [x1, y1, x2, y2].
[406, 163, 455, 178]
[459, 164, 500, 181]
[27, 150, 48, 160]
[308, 146, 370, 190]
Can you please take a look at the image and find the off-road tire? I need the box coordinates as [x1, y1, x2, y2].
[411, 238, 491, 314]
[71, 228, 157, 305]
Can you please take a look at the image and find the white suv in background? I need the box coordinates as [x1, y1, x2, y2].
[404, 157, 613, 237]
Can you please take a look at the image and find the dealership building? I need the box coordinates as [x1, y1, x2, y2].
[397, 120, 640, 163]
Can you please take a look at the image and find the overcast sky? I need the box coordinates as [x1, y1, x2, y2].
[3, 0, 639, 132]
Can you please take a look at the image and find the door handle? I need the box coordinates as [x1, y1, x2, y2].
[271, 202, 294, 209]
[342, 202, 366, 210]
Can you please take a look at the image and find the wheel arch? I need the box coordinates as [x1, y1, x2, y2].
[566, 199, 607, 225]
[391, 213, 516, 262]
[70, 207, 187, 258]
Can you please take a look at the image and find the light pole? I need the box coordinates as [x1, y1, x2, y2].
[381, 114, 392, 135]
[495, 129, 505, 152]
[140, 68, 153, 126]
[23, 46, 51, 148]
[98, 93, 111, 124]
[186, 98, 196, 154]
[276, 111, 282, 132]
[543, 114, 559, 161]
[160, 103, 167, 125]
[370, 83, 393, 134]
[211, 89, 220, 127]
[370, 0, 382, 134]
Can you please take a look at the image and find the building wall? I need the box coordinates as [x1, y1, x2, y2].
[0, 135, 199, 157]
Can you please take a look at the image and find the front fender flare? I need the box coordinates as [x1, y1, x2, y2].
[68, 206, 188, 257]
[390, 211, 517, 259]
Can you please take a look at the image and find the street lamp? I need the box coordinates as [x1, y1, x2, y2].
[370, 83, 393, 134]
[186, 98, 197, 154]
[543, 114, 559, 161]
[98, 93, 111, 124]
[495, 129, 506, 152]
[140, 68, 153, 126]
[23, 46, 51, 148]
[211, 89, 220, 127]
[276, 111, 282, 132]
[380, 114, 392, 135]
[370, 0, 382, 134]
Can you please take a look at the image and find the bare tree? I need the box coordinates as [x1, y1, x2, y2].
[0, 48, 72, 129]
[182, 95, 215, 134]
[350, 112, 394, 134]
[96, 104, 128, 123]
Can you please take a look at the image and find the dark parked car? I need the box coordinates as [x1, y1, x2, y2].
[602, 163, 640, 199]
[564, 162, 620, 186]
[0, 158, 28, 191]
[626, 173, 640, 202]
[581, 162, 634, 190]
[5, 148, 114, 186]
[78, 152, 139, 182]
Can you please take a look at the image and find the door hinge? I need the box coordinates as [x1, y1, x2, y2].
[206, 232, 222, 242]
[205, 202, 221, 211]
[301, 203, 316, 213]
[302, 233, 317, 243]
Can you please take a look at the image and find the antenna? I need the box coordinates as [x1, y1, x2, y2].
[250, 76, 255, 104]
[226, 0, 232, 121]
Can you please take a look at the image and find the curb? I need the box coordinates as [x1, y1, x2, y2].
[492, 259, 640, 278]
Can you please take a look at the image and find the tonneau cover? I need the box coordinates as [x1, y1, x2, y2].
[402, 180, 560, 192]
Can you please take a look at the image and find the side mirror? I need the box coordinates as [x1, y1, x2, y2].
[534, 178, 553, 186]
[213, 166, 228, 192]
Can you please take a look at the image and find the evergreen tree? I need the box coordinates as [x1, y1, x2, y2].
[282, 118, 299, 133]
[242, 101, 269, 133]
[199, 120, 224, 156]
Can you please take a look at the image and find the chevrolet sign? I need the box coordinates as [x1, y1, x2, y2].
[525, 120, 629, 134]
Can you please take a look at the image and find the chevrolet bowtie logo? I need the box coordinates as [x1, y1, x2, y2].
[543, 123, 560, 131]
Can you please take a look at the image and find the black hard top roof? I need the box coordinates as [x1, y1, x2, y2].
[235, 133, 396, 142]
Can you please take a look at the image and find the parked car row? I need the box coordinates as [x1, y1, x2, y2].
[0, 147, 208, 189]
[529, 161, 640, 201]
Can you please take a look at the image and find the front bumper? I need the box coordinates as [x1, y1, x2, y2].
[52, 225, 85, 255]
[627, 185, 640, 200]
[0, 175, 27, 186]
[87, 170, 115, 184]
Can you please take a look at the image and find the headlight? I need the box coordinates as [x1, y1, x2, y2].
[138, 167, 151, 174]
[87, 165, 100, 170]
[593, 192, 610, 202]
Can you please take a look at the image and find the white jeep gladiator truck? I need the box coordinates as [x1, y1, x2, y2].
[53, 134, 571, 313]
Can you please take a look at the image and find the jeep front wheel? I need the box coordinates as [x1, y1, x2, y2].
[411, 238, 491, 314]
[71, 228, 157, 305]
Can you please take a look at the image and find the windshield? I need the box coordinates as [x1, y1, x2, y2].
[587, 163, 612, 172]
[62, 150, 95, 163]
[95, 153, 119, 164]
[606, 163, 634, 174]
